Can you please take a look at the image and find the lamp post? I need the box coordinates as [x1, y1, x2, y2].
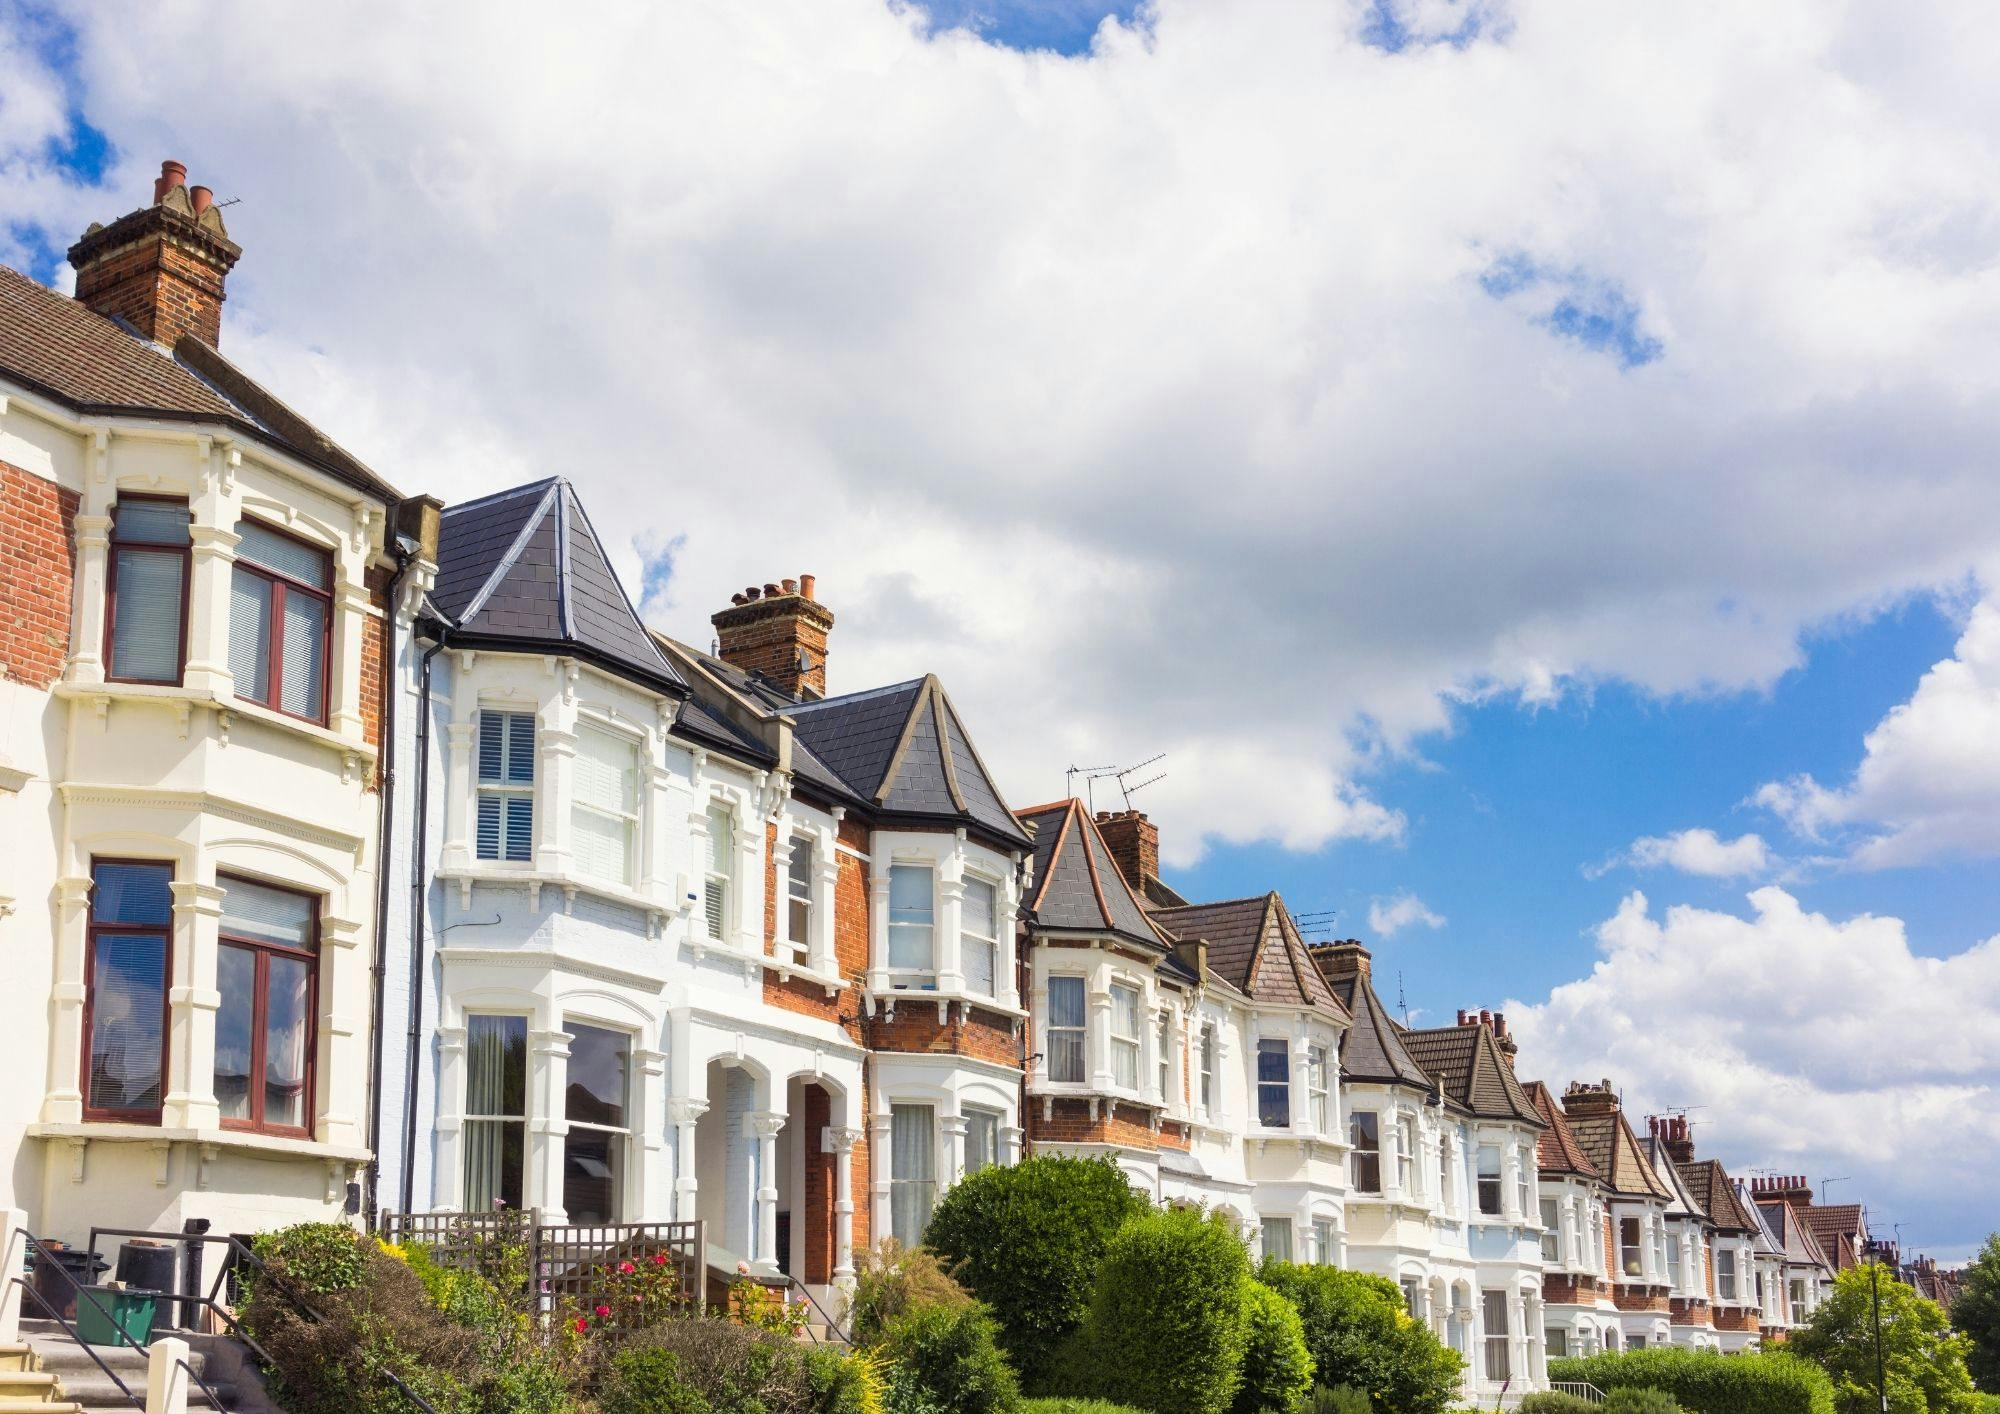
[1865, 1241, 1889, 1414]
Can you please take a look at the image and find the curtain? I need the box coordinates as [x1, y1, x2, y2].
[890, 1104, 935, 1248]
[465, 1016, 527, 1210]
[1261, 1219, 1293, 1264]
[1111, 985, 1139, 1089]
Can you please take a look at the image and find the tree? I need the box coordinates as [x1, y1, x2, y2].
[1954, 1233, 2000, 1393]
[1789, 1261, 1976, 1413]
[924, 1155, 1149, 1393]
[1254, 1263, 1462, 1414]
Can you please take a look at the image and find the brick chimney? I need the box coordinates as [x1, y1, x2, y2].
[1750, 1175, 1814, 1206]
[711, 575, 835, 700]
[1562, 1077, 1622, 1119]
[1652, 1114, 1696, 1165]
[1455, 1006, 1518, 1056]
[1308, 939, 1371, 988]
[69, 159, 242, 349]
[1095, 809, 1159, 898]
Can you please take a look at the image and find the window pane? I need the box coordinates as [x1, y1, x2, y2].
[572, 807, 632, 885]
[575, 726, 637, 812]
[706, 805, 732, 873]
[235, 520, 331, 589]
[965, 938, 995, 996]
[229, 567, 272, 702]
[94, 862, 173, 925]
[788, 839, 813, 898]
[280, 588, 327, 719]
[1350, 1112, 1381, 1192]
[1257, 1038, 1290, 1127]
[965, 1108, 1000, 1174]
[1047, 976, 1085, 1083]
[704, 876, 727, 940]
[114, 499, 191, 545]
[566, 1024, 627, 1128]
[220, 876, 316, 949]
[889, 864, 933, 922]
[88, 929, 167, 1113]
[963, 878, 996, 938]
[479, 711, 535, 785]
[466, 1015, 528, 1118]
[264, 953, 311, 1130]
[1048, 976, 1084, 1029]
[465, 1119, 525, 1212]
[110, 547, 185, 682]
[563, 1128, 621, 1225]
[1261, 1219, 1293, 1264]
[214, 945, 256, 1122]
[890, 1104, 936, 1248]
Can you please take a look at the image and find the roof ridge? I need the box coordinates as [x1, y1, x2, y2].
[455, 480, 560, 627]
[784, 677, 927, 713]
[1029, 801, 1079, 914]
[560, 483, 679, 681]
[439, 476, 565, 519]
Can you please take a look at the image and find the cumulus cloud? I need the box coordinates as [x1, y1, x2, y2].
[1368, 891, 1447, 936]
[1508, 888, 2000, 1255]
[1588, 827, 1773, 879]
[3, 1, 2000, 865]
[1758, 596, 2000, 868]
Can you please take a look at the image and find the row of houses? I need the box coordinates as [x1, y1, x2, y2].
[0, 163, 1913, 1404]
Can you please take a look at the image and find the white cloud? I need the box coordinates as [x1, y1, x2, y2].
[1369, 891, 1447, 936]
[1508, 888, 2000, 1256]
[3, 2, 2000, 865]
[1758, 596, 2000, 868]
[1589, 827, 1773, 879]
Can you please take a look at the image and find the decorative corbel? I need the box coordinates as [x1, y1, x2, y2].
[151, 1141, 172, 1187]
[173, 700, 191, 740]
[90, 428, 109, 484]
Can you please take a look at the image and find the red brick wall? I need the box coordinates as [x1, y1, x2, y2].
[1545, 1273, 1607, 1304]
[73, 231, 229, 349]
[1713, 1305, 1761, 1332]
[1670, 1296, 1713, 1327]
[1613, 1286, 1670, 1312]
[0, 462, 78, 689]
[764, 817, 871, 1034]
[867, 1005, 1018, 1067]
[359, 565, 390, 773]
[1029, 1097, 1159, 1151]
[801, 1083, 833, 1284]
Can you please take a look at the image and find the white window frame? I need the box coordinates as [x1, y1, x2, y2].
[1350, 1110, 1382, 1193]
[1109, 981, 1142, 1091]
[703, 802, 734, 942]
[1156, 1010, 1172, 1103]
[1199, 1023, 1216, 1115]
[887, 862, 937, 984]
[1482, 1289, 1510, 1381]
[1541, 1197, 1562, 1264]
[890, 1102, 937, 1247]
[475, 709, 536, 863]
[1397, 1113, 1417, 1194]
[1311, 1217, 1335, 1265]
[1308, 1045, 1330, 1133]
[783, 833, 814, 961]
[1255, 1037, 1291, 1129]
[1477, 1144, 1504, 1216]
[1516, 1146, 1533, 1217]
[1260, 1216, 1293, 1265]
[961, 874, 999, 998]
[571, 721, 640, 886]
[561, 1020, 631, 1225]
[1046, 975, 1087, 1084]
[1718, 1247, 1738, 1301]
[963, 1105, 1002, 1175]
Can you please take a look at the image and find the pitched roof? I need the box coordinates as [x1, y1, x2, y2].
[1017, 799, 1168, 952]
[1757, 1200, 1834, 1270]
[1566, 1104, 1675, 1202]
[1400, 1023, 1544, 1126]
[432, 478, 686, 695]
[0, 264, 397, 502]
[785, 675, 1030, 849]
[1150, 894, 1349, 1020]
[1804, 1204, 1867, 1262]
[1641, 1137, 1708, 1220]
[1678, 1158, 1760, 1233]
[1526, 1081, 1601, 1179]
[1327, 971, 1433, 1089]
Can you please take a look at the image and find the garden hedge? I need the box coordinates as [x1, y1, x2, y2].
[1230, 1277, 1314, 1414]
[1549, 1347, 1835, 1414]
[1255, 1262, 1460, 1414]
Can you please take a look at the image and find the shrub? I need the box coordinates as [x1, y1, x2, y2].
[1517, 1395, 1600, 1414]
[809, 1345, 889, 1414]
[880, 1302, 1022, 1414]
[1603, 1391, 1684, 1414]
[924, 1155, 1149, 1392]
[1063, 1206, 1251, 1414]
[598, 1344, 707, 1414]
[1020, 1402, 1149, 1413]
[849, 1240, 977, 1346]
[251, 1222, 368, 1295]
[1231, 1278, 1313, 1414]
[1550, 1348, 1835, 1414]
[602, 1316, 841, 1411]
[1306, 1390, 1372, 1414]
[1254, 1263, 1460, 1414]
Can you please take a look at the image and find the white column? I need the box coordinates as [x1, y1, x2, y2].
[331, 575, 371, 740]
[824, 1126, 861, 1280]
[936, 847, 965, 994]
[41, 876, 92, 1122]
[869, 1110, 893, 1246]
[1288, 1035, 1308, 1130]
[66, 513, 112, 684]
[733, 801, 763, 954]
[145, 1334, 191, 1414]
[439, 707, 475, 871]
[866, 859, 891, 994]
[640, 757, 675, 901]
[531, 1028, 571, 1220]
[811, 826, 839, 976]
[1001, 1123, 1024, 1165]
[771, 829, 796, 959]
[1088, 972, 1114, 1091]
[751, 1111, 786, 1269]
[666, 1098, 708, 1224]
[163, 880, 225, 1131]
[998, 868, 1022, 1009]
[318, 914, 366, 1148]
[942, 1111, 968, 1190]
[536, 718, 576, 876]
[633, 1046, 669, 1219]
[181, 524, 239, 696]
[0, 1208, 25, 1346]
[434, 1025, 467, 1211]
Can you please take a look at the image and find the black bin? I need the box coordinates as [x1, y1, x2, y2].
[32, 1242, 109, 1321]
[115, 1240, 177, 1297]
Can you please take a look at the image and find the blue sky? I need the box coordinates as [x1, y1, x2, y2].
[7, 0, 1996, 1259]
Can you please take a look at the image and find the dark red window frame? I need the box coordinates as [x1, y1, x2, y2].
[232, 518, 333, 727]
[215, 874, 319, 1139]
[103, 494, 192, 686]
[80, 857, 174, 1125]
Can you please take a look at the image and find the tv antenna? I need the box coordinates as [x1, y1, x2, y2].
[1066, 762, 1116, 805]
[1397, 970, 1410, 1026]
[1114, 753, 1167, 810]
[1820, 1176, 1851, 1198]
[1069, 754, 1167, 813]
[1294, 909, 1339, 943]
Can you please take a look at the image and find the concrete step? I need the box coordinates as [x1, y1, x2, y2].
[0, 1350, 37, 1375]
[0, 1401, 85, 1413]
[17, 1320, 259, 1411]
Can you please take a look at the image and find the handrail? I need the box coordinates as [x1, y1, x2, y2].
[784, 1274, 851, 1347]
[176, 1353, 228, 1412]
[10, 1227, 145, 1411]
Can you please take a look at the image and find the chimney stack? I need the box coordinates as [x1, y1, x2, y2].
[1307, 939, 1371, 988]
[1562, 1078, 1621, 1118]
[1657, 1114, 1695, 1165]
[711, 573, 835, 700]
[70, 159, 241, 349]
[1095, 809, 1160, 900]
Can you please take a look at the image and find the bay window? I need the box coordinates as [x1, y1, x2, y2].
[964, 1106, 1001, 1175]
[1157, 1012, 1171, 1101]
[962, 876, 998, 996]
[563, 1023, 629, 1224]
[1516, 1147, 1533, 1216]
[890, 1103, 936, 1246]
[785, 836, 814, 960]
[1621, 1216, 1644, 1277]
[572, 724, 638, 886]
[463, 1014, 528, 1210]
[83, 859, 173, 1121]
[1046, 976, 1085, 1083]
[1308, 1045, 1330, 1132]
[1477, 1145, 1503, 1216]
[1482, 1290, 1511, 1380]
[1261, 1217, 1293, 1264]
[1398, 1114, 1418, 1193]
[888, 864, 935, 979]
[1718, 1248, 1738, 1301]
[230, 518, 331, 723]
[703, 804, 732, 940]
[1199, 1024, 1216, 1113]
[213, 875, 317, 1136]
[105, 497, 190, 684]
[475, 710, 535, 862]
[1110, 982, 1141, 1090]
[1255, 1038, 1290, 1127]
[1350, 1111, 1382, 1192]
[1541, 1198, 1562, 1263]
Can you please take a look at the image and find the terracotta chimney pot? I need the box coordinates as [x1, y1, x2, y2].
[800, 574, 816, 600]
[781, 577, 798, 595]
[154, 159, 187, 203]
[190, 185, 214, 215]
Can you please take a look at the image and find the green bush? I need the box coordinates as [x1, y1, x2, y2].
[601, 1316, 842, 1411]
[1063, 1206, 1251, 1414]
[251, 1222, 368, 1295]
[924, 1155, 1149, 1392]
[881, 1302, 1022, 1414]
[1255, 1263, 1461, 1414]
[1603, 1391, 1684, 1414]
[1231, 1278, 1313, 1413]
[849, 1240, 977, 1346]
[1550, 1348, 1835, 1414]
[1306, 1390, 1372, 1414]
[1517, 1395, 1599, 1414]
[1019, 1402, 1149, 1413]
[598, 1345, 707, 1414]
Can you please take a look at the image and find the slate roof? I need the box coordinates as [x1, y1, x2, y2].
[785, 675, 1031, 849]
[1566, 1102, 1675, 1202]
[1400, 1023, 1544, 1126]
[432, 478, 686, 695]
[1804, 1204, 1868, 1264]
[1326, 971, 1433, 1089]
[0, 263, 397, 501]
[1150, 894, 1349, 1020]
[1526, 1080, 1601, 1179]
[1678, 1158, 1760, 1234]
[1757, 1200, 1834, 1270]
[1740, 1181, 1787, 1258]
[1017, 799, 1169, 952]
[1641, 1136, 1708, 1220]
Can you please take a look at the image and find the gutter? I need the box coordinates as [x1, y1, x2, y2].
[399, 627, 448, 1217]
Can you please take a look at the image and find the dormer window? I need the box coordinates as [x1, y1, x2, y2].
[475, 711, 535, 862]
[703, 805, 733, 941]
[105, 497, 190, 684]
[962, 877, 998, 997]
[785, 836, 814, 959]
[573, 725, 638, 886]
[231, 519, 332, 723]
[1046, 976, 1085, 1083]
[1109, 982, 1140, 1089]
[888, 863, 935, 981]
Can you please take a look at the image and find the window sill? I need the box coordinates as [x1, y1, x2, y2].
[28, 1120, 371, 1165]
[1025, 1080, 1169, 1110]
[438, 863, 678, 932]
[55, 680, 374, 767]
[867, 983, 1028, 1023]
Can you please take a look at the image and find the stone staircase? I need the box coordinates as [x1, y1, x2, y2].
[0, 1337, 84, 1413]
[4, 1320, 277, 1413]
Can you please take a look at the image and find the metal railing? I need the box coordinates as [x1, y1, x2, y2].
[783, 1274, 851, 1346]
[1551, 1381, 1607, 1404]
